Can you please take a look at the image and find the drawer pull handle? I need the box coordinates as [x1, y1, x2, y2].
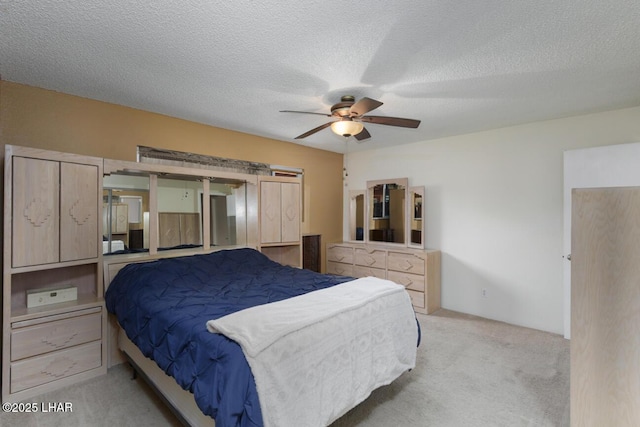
[41, 332, 79, 349]
[285, 206, 297, 221]
[400, 277, 413, 287]
[335, 255, 344, 261]
[365, 256, 375, 265]
[401, 260, 413, 271]
[40, 356, 78, 379]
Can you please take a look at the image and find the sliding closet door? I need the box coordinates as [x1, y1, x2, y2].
[571, 187, 640, 426]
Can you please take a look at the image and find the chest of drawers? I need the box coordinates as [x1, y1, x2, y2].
[326, 243, 441, 314]
[9, 307, 104, 394]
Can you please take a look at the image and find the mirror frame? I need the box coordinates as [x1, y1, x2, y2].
[408, 186, 425, 249]
[348, 190, 365, 242]
[365, 178, 409, 246]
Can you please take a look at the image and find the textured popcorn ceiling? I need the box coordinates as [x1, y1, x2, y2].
[1, 1, 640, 153]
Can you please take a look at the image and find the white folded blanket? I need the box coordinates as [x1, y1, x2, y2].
[207, 277, 418, 427]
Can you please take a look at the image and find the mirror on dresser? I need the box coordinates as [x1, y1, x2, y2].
[330, 177, 438, 315]
[365, 178, 408, 245]
[408, 186, 425, 249]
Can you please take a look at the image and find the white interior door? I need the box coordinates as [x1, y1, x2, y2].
[563, 142, 640, 338]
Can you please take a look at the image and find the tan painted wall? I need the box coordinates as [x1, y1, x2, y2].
[0, 81, 344, 271]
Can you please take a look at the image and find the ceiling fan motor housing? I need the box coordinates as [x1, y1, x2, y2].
[331, 96, 356, 117]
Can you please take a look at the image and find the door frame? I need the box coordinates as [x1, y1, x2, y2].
[563, 141, 640, 338]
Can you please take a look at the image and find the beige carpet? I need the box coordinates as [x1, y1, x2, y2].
[0, 309, 569, 426]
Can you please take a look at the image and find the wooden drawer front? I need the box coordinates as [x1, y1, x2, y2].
[354, 248, 386, 269]
[353, 266, 386, 279]
[388, 270, 425, 292]
[326, 261, 354, 277]
[11, 312, 102, 361]
[11, 340, 102, 393]
[407, 290, 425, 309]
[326, 245, 354, 264]
[388, 252, 425, 275]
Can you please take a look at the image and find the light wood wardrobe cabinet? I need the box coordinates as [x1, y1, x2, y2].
[103, 202, 129, 241]
[327, 242, 441, 314]
[3, 145, 107, 403]
[258, 176, 302, 267]
[158, 212, 201, 247]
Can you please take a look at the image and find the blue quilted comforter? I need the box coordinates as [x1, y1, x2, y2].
[105, 248, 353, 427]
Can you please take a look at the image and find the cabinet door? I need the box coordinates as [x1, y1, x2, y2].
[180, 213, 201, 245]
[60, 163, 99, 261]
[114, 204, 128, 234]
[280, 182, 300, 242]
[103, 203, 128, 235]
[159, 213, 181, 247]
[12, 157, 60, 267]
[260, 181, 282, 243]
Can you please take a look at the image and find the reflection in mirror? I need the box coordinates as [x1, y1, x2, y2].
[367, 179, 407, 244]
[158, 177, 203, 249]
[103, 174, 150, 255]
[409, 186, 425, 248]
[207, 182, 241, 246]
[349, 191, 365, 241]
[104, 170, 251, 254]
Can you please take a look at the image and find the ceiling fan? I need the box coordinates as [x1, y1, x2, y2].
[280, 95, 421, 141]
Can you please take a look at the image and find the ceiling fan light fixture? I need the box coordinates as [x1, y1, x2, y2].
[331, 118, 364, 137]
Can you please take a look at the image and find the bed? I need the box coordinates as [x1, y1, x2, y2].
[103, 239, 125, 254]
[105, 247, 419, 427]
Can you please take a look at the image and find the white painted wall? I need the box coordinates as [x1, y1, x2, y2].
[343, 106, 640, 334]
[158, 179, 202, 213]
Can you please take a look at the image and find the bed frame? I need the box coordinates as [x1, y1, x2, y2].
[119, 328, 215, 426]
[103, 248, 246, 427]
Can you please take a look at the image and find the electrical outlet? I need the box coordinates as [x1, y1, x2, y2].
[481, 288, 488, 298]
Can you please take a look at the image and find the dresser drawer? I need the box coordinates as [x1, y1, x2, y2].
[11, 340, 102, 393]
[354, 248, 386, 269]
[388, 251, 425, 275]
[388, 270, 425, 292]
[11, 312, 102, 361]
[407, 290, 425, 309]
[326, 245, 354, 264]
[353, 265, 386, 279]
[326, 261, 354, 277]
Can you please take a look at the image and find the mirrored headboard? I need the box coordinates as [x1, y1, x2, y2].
[102, 159, 257, 256]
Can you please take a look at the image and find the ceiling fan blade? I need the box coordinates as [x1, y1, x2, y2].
[359, 115, 421, 128]
[349, 97, 383, 117]
[280, 110, 332, 117]
[294, 122, 333, 139]
[354, 127, 371, 142]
